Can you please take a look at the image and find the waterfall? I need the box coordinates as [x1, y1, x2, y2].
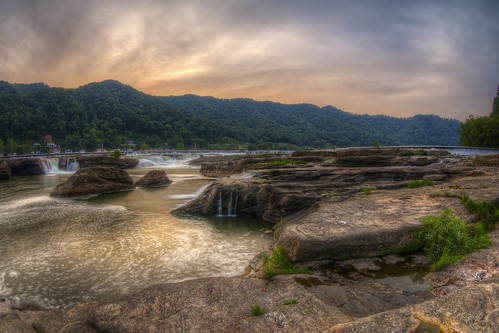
[216, 191, 238, 217]
[217, 191, 223, 216]
[67, 160, 80, 172]
[232, 194, 239, 217]
[137, 156, 173, 168]
[227, 192, 233, 216]
[39, 158, 60, 174]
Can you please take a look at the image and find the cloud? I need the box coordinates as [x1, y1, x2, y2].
[0, 0, 497, 120]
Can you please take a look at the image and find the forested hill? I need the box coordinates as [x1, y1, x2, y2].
[163, 95, 460, 148]
[0, 80, 460, 153]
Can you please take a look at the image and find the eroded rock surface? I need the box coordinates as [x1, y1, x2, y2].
[50, 167, 134, 197]
[27, 277, 352, 333]
[134, 169, 172, 188]
[7, 159, 45, 176]
[76, 156, 139, 169]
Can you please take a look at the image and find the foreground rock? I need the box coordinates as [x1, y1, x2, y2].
[329, 282, 499, 333]
[76, 156, 139, 169]
[26, 276, 351, 333]
[134, 170, 172, 188]
[50, 167, 134, 197]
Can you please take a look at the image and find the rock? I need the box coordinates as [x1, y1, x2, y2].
[0, 160, 11, 179]
[76, 156, 139, 169]
[33, 277, 352, 333]
[50, 167, 134, 197]
[7, 159, 45, 176]
[277, 173, 499, 262]
[172, 179, 321, 223]
[134, 170, 172, 187]
[328, 282, 499, 333]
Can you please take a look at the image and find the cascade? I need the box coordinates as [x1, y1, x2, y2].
[39, 158, 60, 174]
[227, 192, 233, 216]
[67, 160, 80, 172]
[232, 194, 239, 217]
[216, 191, 238, 217]
[217, 191, 223, 216]
[137, 155, 173, 168]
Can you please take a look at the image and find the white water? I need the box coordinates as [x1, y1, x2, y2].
[39, 158, 60, 174]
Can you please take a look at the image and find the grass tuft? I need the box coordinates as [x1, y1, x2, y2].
[359, 185, 377, 195]
[282, 299, 298, 305]
[407, 179, 435, 188]
[263, 247, 312, 278]
[250, 304, 265, 316]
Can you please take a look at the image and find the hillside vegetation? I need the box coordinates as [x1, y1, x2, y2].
[0, 80, 460, 153]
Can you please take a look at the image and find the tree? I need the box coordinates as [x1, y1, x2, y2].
[460, 85, 499, 148]
[492, 85, 499, 117]
[110, 149, 122, 159]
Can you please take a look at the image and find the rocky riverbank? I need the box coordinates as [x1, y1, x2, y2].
[1, 148, 498, 332]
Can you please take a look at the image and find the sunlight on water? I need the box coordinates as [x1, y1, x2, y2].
[0, 167, 271, 309]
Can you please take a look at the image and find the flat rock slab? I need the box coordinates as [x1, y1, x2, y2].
[279, 172, 499, 262]
[32, 277, 352, 333]
[328, 282, 499, 333]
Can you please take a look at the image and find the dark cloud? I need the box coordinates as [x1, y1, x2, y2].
[0, 0, 497, 119]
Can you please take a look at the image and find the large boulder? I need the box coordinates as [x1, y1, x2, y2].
[50, 167, 134, 197]
[76, 156, 139, 169]
[134, 170, 172, 188]
[7, 159, 45, 176]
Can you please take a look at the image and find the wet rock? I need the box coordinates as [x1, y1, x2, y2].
[134, 170, 172, 188]
[50, 167, 134, 197]
[0, 160, 11, 179]
[7, 159, 44, 176]
[76, 156, 139, 169]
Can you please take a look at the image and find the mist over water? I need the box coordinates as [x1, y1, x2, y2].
[0, 165, 271, 309]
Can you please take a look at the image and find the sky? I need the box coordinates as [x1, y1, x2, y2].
[0, 0, 498, 121]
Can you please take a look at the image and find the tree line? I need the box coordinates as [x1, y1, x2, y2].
[0, 79, 461, 154]
[460, 86, 499, 148]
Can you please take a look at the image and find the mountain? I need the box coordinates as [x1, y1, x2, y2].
[0, 80, 460, 153]
[163, 95, 460, 147]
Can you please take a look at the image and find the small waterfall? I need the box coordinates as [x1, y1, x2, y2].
[217, 192, 223, 216]
[216, 191, 238, 217]
[67, 160, 80, 172]
[227, 192, 233, 216]
[39, 158, 60, 174]
[232, 194, 239, 217]
[137, 156, 173, 168]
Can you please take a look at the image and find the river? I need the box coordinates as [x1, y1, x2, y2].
[0, 162, 272, 309]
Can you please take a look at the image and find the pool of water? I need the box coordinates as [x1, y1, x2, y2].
[0, 165, 272, 309]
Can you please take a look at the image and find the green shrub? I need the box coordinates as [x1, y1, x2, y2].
[359, 185, 377, 195]
[407, 179, 435, 188]
[415, 209, 491, 271]
[263, 247, 311, 278]
[460, 192, 499, 230]
[110, 149, 121, 159]
[250, 304, 265, 316]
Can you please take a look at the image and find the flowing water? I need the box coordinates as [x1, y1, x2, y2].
[0, 163, 272, 309]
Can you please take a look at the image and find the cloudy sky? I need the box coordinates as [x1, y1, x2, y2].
[0, 0, 498, 120]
